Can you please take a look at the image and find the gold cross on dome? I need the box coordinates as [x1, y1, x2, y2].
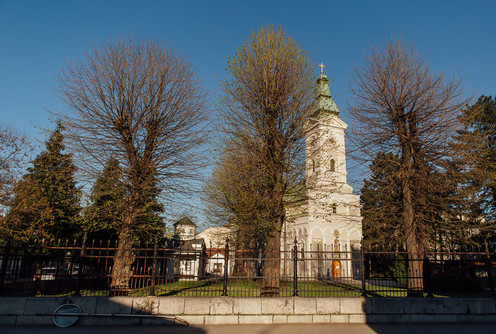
[318, 62, 325, 74]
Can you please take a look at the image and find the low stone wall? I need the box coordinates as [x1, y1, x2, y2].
[1, 297, 496, 325]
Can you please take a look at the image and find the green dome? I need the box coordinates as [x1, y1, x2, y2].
[312, 73, 339, 117]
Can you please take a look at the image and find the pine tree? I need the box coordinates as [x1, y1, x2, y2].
[83, 158, 125, 242]
[6, 123, 81, 242]
[361, 152, 403, 249]
[453, 95, 496, 246]
[133, 171, 165, 242]
[361, 152, 469, 251]
[84, 159, 164, 243]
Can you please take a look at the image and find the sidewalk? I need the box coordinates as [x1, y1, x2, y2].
[1, 324, 496, 334]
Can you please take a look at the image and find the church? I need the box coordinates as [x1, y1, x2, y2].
[281, 65, 363, 279]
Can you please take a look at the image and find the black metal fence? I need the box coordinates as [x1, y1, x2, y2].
[0, 239, 495, 298]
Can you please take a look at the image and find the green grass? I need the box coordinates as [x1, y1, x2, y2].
[40, 279, 365, 297]
[129, 279, 365, 297]
[38, 278, 495, 298]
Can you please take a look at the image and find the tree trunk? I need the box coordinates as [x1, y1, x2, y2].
[404, 199, 424, 296]
[401, 135, 424, 296]
[233, 237, 256, 279]
[110, 230, 135, 294]
[261, 226, 281, 297]
[232, 251, 256, 279]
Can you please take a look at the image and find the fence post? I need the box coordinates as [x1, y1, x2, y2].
[293, 237, 298, 297]
[361, 239, 366, 297]
[149, 237, 159, 296]
[0, 237, 12, 295]
[485, 246, 495, 297]
[423, 253, 433, 297]
[33, 256, 42, 296]
[222, 237, 229, 296]
[75, 233, 87, 297]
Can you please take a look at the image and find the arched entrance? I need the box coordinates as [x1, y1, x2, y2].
[331, 260, 341, 278]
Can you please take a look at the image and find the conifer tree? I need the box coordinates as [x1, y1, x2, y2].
[83, 158, 125, 242]
[6, 123, 81, 242]
[361, 152, 403, 248]
[132, 170, 165, 242]
[84, 159, 164, 243]
[453, 96, 496, 246]
[361, 152, 469, 251]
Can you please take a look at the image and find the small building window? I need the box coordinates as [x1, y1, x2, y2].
[330, 159, 335, 172]
[332, 203, 337, 214]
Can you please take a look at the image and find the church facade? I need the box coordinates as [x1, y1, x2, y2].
[281, 67, 363, 279]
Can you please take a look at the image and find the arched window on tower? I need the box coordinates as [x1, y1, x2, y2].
[333, 230, 340, 252]
[330, 159, 335, 172]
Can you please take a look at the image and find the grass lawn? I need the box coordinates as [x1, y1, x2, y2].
[129, 279, 366, 297]
[38, 278, 493, 298]
[41, 279, 365, 297]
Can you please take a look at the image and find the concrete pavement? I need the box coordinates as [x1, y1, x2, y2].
[1, 324, 496, 334]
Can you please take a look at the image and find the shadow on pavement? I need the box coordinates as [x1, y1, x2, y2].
[38, 296, 205, 331]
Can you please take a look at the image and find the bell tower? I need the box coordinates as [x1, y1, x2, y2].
[282, 63, 363, 279]
[173, 217, 196, 241]
[305, 67, 352, 194]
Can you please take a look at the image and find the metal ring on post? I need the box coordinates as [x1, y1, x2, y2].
[53, 303, 81, 327]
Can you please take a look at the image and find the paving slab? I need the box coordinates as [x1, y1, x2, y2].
[0, 298, 26, 315]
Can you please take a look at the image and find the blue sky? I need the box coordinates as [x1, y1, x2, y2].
[1, 0, 495, 224]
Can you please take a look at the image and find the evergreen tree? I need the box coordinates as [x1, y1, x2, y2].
[83, 158, 125, 242]
[83, 159, 164, 243]
[454, 96, 496, 246]
[6, 123, 81, 242]
[133, 170, 165, 242]
[361, 152, 403, 248]
[361, 152, 469, 251]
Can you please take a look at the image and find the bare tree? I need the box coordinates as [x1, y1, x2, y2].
[218, 26, 314, 296]
[55, 38, 208, 290]
[0, 124, 30, 217]
[349, 38, 466, 295]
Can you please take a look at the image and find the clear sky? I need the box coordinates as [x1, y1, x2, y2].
[1, 0, 495, 223]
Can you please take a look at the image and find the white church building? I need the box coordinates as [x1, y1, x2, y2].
[281, 66, 363, 279]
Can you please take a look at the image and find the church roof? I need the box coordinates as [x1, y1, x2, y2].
[312, 72, 340, 117]
[174, 217, 196, 226]
[166, 237, 205, 251]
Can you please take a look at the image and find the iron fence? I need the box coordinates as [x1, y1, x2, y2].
[0, 239, 494, 298]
